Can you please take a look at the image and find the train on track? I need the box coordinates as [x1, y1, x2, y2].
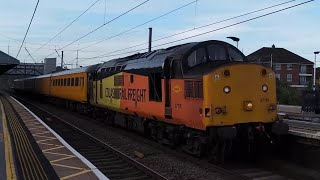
[13, 40, 288, 163]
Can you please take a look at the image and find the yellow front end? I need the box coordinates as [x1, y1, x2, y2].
[203, 64, 277, 127]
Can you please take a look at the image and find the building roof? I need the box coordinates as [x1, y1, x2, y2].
[247, 47, 313, 65]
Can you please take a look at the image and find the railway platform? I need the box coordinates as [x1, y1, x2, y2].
[285, 119, 320, 141]
[0, 92, 107, 180]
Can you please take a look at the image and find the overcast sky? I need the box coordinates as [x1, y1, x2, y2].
[0, 0, 319, 68]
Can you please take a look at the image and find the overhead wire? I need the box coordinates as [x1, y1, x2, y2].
[16, 0, 40, 58]
[43, 0, 150, 59]
[75, 0, 198, 52]
[76, 0, 314, 63]
[26, 0, 101, 61]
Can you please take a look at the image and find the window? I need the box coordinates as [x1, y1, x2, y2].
[207, 44, 227, 61]
[287, 64, 293, 70]
[276, 74, 281, 80]
[61, 79, 63, 86]
[185, 81, 203, 98]
[58, 79, 61, 86]
[75, 77, 79, 86]
[130, 75, 134, 83]
[187, 47, 207, 68]
[64, 79, 66, 86]
[275, 64, 281, 70]
[300, 76, 307, 84]
[185, 81, 193, 98]
[227, 47, 243, 61]
[287, 74, 292, 82]
[114, 75, 124, 86]
[300, 65, 307, 74]
[68, 78, 71, 86]
[71, 78, 74, 86]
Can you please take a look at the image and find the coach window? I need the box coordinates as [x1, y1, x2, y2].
[68, 78, 71, 86]
[71, 78, 74, 86]
[75, 77, 79, 86]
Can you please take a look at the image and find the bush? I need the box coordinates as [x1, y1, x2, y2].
[276, 80, 303, 105]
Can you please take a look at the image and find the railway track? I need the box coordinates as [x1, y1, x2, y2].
[6, 93, 166, 180]
[8, 92, 296, 180]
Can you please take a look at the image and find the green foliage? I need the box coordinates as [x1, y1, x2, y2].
[276, 79, 303, 105]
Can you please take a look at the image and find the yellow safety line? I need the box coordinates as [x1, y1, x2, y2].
[43, 145, 65, 152]
[28, 126, 47, 130]
[37, 137, 57, 143]
[33, 131, 50, 136]
[1, 100, 17, 180]
[60, 169, 92, 180]
[51, 163, 84, 170]
[44, 151, 75, 157]
[38, 142, 62, 147]
[33, 134, 56, 138]
[50, 155, 76, 163]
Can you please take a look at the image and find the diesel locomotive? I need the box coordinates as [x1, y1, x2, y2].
[14, 40, 288, 163]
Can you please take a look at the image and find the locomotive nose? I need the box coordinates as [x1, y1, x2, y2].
[203, 64, 278, 126]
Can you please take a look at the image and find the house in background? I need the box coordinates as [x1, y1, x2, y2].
[247, 45, 314, 88]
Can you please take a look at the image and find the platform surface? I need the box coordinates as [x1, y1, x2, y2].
[0, 93, 107, 180]
[285, 119, 320, 140]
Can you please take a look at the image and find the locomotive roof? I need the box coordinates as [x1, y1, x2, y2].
[97, 40, 224, 71]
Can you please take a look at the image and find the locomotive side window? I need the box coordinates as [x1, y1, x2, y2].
[228, 47, 244, 61]
[64, 78, 66, 86]
[68, 78, 71, 86]
[71, 78, 75, 86]
[187, 47, 206, 68]
[207, 44, 227, 61]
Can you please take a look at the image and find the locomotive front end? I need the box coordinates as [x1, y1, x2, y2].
[202, 64, 288, 142]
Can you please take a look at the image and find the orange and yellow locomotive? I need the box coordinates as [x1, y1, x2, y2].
[14, 40, 288, 162]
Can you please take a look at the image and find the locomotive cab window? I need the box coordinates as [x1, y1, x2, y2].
[228, 46, 244, 61]
[207, 44, 227, 61]
[187, 47, 207, 68]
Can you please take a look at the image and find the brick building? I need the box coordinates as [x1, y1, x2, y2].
[247, 46, 313, 88]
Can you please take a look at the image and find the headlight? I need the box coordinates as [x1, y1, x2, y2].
[244, 101, 253, 111]
[262, 84, 268, 92]
[223, 86, 231, 93]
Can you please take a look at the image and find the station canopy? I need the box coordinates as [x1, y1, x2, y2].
[0, 50, 20, 75]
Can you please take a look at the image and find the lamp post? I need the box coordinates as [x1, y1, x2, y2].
[227, 36, 240, 49]
[270, 44, 275, 69]
[313, 51, 320, 91]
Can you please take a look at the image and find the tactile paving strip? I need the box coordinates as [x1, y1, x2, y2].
[0, 93, 59, 180]
[5, 94, 101, 180]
